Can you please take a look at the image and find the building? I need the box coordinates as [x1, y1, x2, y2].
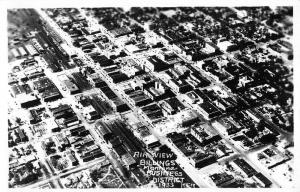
[189, 152, 217, 168]
[98, 85, 130, 113]
[28, 109, 42, 124]
[217, 39, 235, 52]
[70, 126, 89, 137]
[125, 43, 149, 54]
[261, 147, 290, 169]
[33, 77, 62, 102]
[82, 105, 99, 120]
[10, 84, 41, 108]
[232, 158, 257, 177]
[87, 73, 106, 88]
[11, 48, 20, 58]
[209, 172, 234, 187]
[121, 153, 137, 169]
[58, 74, 80, 94]
[143, 55, 172, 72]
[141, 103, 164, 123]
[24, 66, 45, 80]
[142, 134, 161, 149]
[64, 116, 80, 127]
[18, 46, 28, 57]
[67, 151, 79, 166]
[15, 128, 28, 143]
[187, 72, 211, 88]
[168, 79, 192, 94]
[65, 80, 80, 94]
[114, 145, 128, 157]
[31, 38, 44, 53]
[110, 27, 132, 38]
[213, 98, 236, 112]
[25, 44, 39, 56]
[51, 104, 73, 119]
[160, 97, 185, 116]
[125, 89, 152, 107]
[253, 172, 272, 187]
[44, 118, 59, 132]
[213, 118, 242, 135]
[143, 81, 170, 101]
[55, 134, 71, 150]
[198, 102, 222, 120]
[95, 121, 113, 142]
[191, 123, 221, 146]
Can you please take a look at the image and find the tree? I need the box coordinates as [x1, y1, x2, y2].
[15, 117, 22, 125]
[90, 170, 99, 182]
[13, 173, 20, 184]
[26, 162, 34, 172]
[259, 134, 277, 144]
[8, 119, 12, 128]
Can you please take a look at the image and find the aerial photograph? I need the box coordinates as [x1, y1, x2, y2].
[7, 7, 293, 188]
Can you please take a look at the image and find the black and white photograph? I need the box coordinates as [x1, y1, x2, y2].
[2, 0, 298, 190]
